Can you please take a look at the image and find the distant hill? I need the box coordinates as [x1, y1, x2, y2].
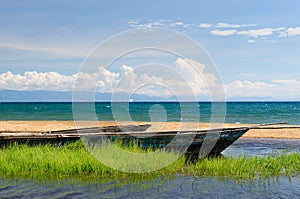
[0, 90, 169, 102]
[226, 96, 279, 101]
[0, 90, 290, 102]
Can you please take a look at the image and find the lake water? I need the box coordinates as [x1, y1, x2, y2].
[1, 102, 300, 198]
[1, 138, 299, 198]
[1, 102, 300, 124]
[1, 176, 300, 198]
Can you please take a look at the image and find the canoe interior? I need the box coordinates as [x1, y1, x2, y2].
[0, 124, 151, 146]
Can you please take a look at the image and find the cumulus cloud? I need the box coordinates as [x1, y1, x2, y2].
[210, 29, 237, 36]
[112, 58, 218, 98]
[225, 80, 276, 98]
[226, 79, 300, 100]
[2, 66, 300, 100]
[0, 71, 77, 91]
[0, 69, 118, 92]
[174, 57, 207, 93]
[271, 79, 300, 99]
[0, 58, 221, 99]
[175, 57, 205, 72]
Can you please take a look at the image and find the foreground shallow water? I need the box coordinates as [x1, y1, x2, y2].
[1, 176, 299, 198]
[1, 138, 299, 198]
[223, 138, 300, 157]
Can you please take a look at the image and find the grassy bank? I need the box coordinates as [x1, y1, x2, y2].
[0, 141, 299, 180]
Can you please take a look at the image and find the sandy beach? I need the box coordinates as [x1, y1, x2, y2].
[0, 121, 300, 139]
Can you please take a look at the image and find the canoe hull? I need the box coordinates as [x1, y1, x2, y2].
[0, 125, 249, 160]
[96, 128, 249, 160]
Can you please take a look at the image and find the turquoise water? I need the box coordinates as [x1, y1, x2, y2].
[1, 102, 300, 198]
[1, 102, 300, 124]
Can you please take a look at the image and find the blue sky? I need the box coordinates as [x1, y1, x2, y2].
[1, 0, 300, 100]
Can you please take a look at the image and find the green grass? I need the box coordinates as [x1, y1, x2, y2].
[0, 141, 299, 181]
[187, 153, 300, 180]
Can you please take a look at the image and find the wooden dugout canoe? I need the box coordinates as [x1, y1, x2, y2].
[0, 124, 250, 160]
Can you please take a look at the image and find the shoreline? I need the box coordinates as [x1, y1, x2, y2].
[0, 121, 300, 139]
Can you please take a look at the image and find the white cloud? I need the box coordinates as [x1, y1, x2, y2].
[0, 58, 221, 99]
[171, 21, 184, 26]
[236, 28, 285, 38]
[210, 29, 237, 36]
[226, 79, 300, 100]
[174, 57, 207, 92]
[277, 27, 300, 37]
[226, 80, 275, 98]
[127, 20, 300, 42]
[272, 79, 300, 99]
[285, 27, 300, 36]
[97, 67, 120, 91]
[215, 23, 257, 28]
[199, 23, 212, 28]
[173, 58, 224, 99]
[128, 20, 139, 26]
[208, 25, 300, 41]
[128, 20, 257, 31]
[175, 57, 205, 72]
[2, 66, 300, 100]
[0, 71, 77, 91]
[127, 20, 165, 29]
[170, 21, 194, 28]
[0, 69, 119, 92]
[279, 31, 288, 37]
[111, 58, 218, 98]
[128, 20, 192, 29]
[247, 39, 256, 43]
